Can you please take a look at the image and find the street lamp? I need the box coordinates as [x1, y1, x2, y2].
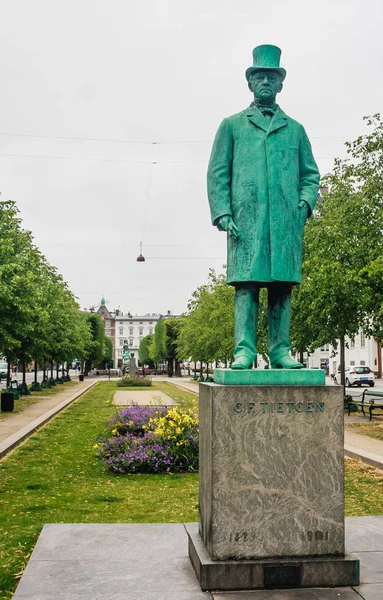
[137, 241, 145, 262]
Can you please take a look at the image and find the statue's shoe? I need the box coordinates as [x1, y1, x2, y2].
[231, 355, 254, 370]
[271, 355, 303, 369]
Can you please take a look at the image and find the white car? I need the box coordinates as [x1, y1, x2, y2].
[334, 366, 375, 387]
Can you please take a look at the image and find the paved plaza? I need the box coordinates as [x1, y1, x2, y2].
[12, 517, 383, 599]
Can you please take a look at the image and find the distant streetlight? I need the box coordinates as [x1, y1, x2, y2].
[136, 241, 145, 262]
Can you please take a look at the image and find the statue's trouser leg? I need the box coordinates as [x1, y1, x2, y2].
[267, 283, 292, 363]
[234, 284, 259, 362]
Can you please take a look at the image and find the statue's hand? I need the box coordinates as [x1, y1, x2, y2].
[217, 215, 239, 239]
[298, 200, 309, 221]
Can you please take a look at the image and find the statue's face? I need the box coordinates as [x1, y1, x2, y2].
[249, 70, 283, 103]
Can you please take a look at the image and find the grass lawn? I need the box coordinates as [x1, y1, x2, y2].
[0, 381, 79, 421]
[346, 420, 383, 441]
[0, 380, 382, 598]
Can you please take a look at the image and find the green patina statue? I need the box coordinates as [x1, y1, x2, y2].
[207, 45, 320, 370]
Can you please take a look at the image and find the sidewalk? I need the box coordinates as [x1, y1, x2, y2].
[156, 376, 199, 394]
[0, 379, 97, 458]
[345, 428, 383, 471]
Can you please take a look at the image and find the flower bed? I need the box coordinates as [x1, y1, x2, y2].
[98, 405, 198, 474]
[117, 375, 152, 387]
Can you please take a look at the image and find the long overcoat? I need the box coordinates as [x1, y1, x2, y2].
[207, 106, 320, 285]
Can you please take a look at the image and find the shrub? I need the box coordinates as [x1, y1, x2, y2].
[117, 375, 152, 387]
[98, 405, 198, 474]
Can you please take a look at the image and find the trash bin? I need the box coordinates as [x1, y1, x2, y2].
[1, 392, 15, 412]
[79, 374, 84, 382]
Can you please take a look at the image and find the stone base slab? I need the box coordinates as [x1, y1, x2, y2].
[186, 524, 360, 591]
[213, 368, 326, 386]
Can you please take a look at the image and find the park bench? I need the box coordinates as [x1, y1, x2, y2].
[347, 390, 383, 421]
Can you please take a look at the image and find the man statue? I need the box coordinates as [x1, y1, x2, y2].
[207, 45, 320, 369]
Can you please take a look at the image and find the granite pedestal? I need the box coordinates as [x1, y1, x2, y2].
[188, 381, 359, 590]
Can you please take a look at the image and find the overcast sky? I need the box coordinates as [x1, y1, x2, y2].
[0, 0, 382, 316]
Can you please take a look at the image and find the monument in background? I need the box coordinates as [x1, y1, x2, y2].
[186, 45, 359, 591]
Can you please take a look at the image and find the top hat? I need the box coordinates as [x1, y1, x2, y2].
[245, 44, 286, 81]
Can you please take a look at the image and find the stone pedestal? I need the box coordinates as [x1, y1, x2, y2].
[188, 382, 359, 590]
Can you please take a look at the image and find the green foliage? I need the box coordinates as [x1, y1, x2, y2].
[0, 201, 93, 381]
[117, 375, 153, 387]
[102, 336, 113, 366]
[291, 114, 383, 353]
[84, 313, 105, 366]
[177, 269, 235, 363]
[138, 334, 153, 364]
[150, 320, 167, 363]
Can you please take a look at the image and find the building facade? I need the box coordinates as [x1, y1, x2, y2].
[292, 330, 382, 377]
[115, 313, 161, 367]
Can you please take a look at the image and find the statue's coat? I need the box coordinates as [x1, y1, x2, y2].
[207, 106, 320, 285]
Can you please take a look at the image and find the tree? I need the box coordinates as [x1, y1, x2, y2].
[102, 336, 113, 368]
[177, 269, 235, 372]
[83, 313, 105, 374]
[291, 114, 383, 383]
[139, 334, 154, 366]
[149, 319, 167, 367]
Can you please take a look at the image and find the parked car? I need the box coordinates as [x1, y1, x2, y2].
[0, 361, 8, 381]
[334, 366, 375, 387]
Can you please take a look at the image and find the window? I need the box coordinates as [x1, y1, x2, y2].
[105, 329, 111, 336]
[350, 360, 355, 366]
[105, 320, 111, 327]
[129, 327, 134, 335]
[119, 327, 124, 335]
[320, 346, 325, 352]
[129, 339, 133, 346]
[119, 321, 123, 325]
[350, 338, 355, 348]
[139, 321, 143, 325]
[118, 350, 122, 357]
[149, 321, 152, 325]
[139, 337, 143, 344]
[119, 339, 124, 347]
[149, 327, 153, 335]
[139, 327, 143, 335]
[360, 332, 365, 348]
[360, 361, 365, 366]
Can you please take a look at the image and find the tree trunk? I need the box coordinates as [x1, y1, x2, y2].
[7, 362, 11, 387]
[56, 364, 59, 379]
[299, 349, 304, 365]
[51, 360, 54, 379]
[34, 361, 38, 384]
[340, 336, 346, 392]
[206, 363, 209, 379]
[22, 361, 26, 385]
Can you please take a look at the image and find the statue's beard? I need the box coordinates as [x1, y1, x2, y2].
[254, 94, 276, 106]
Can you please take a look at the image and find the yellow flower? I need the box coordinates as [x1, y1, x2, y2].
[111, 428, 118, 435]
[93, 444, 98, 449]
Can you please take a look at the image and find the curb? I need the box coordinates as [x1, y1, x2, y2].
[0, 380, 98, 459]
[345, 445, 383, 472]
